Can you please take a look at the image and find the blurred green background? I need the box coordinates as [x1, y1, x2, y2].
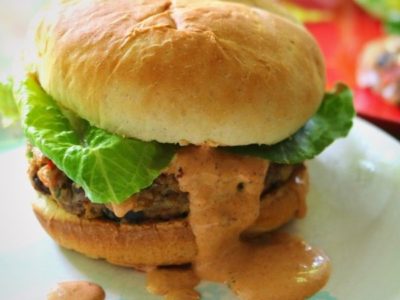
[356, 0, 400, 22]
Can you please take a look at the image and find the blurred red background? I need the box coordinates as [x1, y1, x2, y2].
[289, 0, 400, 138]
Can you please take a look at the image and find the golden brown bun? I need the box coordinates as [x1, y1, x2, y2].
[32, 167, 308, 267]
[33, 0, 325, 146]
[220, 0, 298, 22]
[33, 195, 197, 268]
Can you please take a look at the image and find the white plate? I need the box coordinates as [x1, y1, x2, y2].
[0, 118, 399, 300]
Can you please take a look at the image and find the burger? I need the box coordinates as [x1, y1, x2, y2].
[1, 0, 354, 298]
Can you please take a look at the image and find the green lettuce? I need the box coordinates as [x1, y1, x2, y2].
[0, 76, 20, 127]
[14, 75, 177, 203]
[225, 84, 354, 164]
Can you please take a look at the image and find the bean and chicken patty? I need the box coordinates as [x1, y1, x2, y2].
[28, 147, 302, 224]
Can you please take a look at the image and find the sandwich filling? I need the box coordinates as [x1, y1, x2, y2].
[28, 146, 304, 224]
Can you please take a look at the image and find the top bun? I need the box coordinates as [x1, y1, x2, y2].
[33, 0, 325, 146]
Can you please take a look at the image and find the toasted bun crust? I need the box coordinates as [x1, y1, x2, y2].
[33, 195, 197, 268]
[33, 0, 325, 146]
[32, 167, 308, 267]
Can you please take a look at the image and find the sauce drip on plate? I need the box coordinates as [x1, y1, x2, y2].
[150, 147, 330, 300]
[47, 281, 105, 300]
[147, 266, 200, 300]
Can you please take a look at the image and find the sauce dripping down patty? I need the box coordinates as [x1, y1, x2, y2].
[148, 147, 330, 300]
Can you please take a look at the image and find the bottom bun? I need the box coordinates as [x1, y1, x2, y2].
[32, 167, 308, 267]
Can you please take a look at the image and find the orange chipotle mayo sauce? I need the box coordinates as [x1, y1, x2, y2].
[147, 266, 200, 300]
[47, 281, 105, 300]
[148, 146, 330, 300]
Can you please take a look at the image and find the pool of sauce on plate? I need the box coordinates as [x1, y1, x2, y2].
[151, 146, 330, 300]
[147, 266, 200, 300]
[47, 281, 105, 300]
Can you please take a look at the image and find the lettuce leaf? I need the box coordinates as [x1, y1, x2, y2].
[225, 84, 355, 164]
[0, 76, 20, 127]
[14, 75, 178, 204]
